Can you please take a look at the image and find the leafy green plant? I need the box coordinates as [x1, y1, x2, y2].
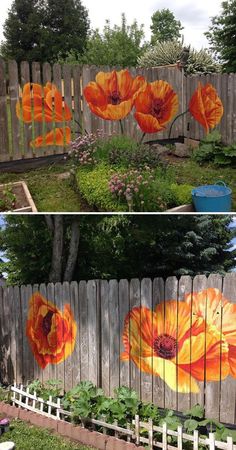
[0, 186, 16, 211]
[27, 379, 62, 401]
[193, 130, 236, 167]
[108, 143, 163, 169]
[77, 163, 127, 212]
[160, 410, 181, 431]
[170, 183, 194, 205]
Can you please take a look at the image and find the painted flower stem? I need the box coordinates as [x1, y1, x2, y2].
[119, 120, 124, 135]
[139, 132, 146, 145]
[74, 119, 88, 135]
[168, 109, 189, 139]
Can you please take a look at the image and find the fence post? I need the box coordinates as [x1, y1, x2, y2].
[135, 414, 140, 445]
[193, 430, 199, 450]
[162, 422, 167, 450]
[148, 418, 153, 450]
[209, 433, 215, 450]
[227, 437, 233, 450]
[178, 425, 183, 450]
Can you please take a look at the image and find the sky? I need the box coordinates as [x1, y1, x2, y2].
[0, 0, 223, 50]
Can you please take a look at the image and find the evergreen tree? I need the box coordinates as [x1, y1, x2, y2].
[0, 0, 89, 63]
[150, 9, 184, 44]
[205, 0, 236, 72]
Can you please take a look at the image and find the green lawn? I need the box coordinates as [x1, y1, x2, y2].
[172, 160, 236, 210]
[0, 164, 84, 212]
[0, 419, 95, 450]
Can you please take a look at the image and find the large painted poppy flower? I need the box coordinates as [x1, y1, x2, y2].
[16, 82, 72, 123]
[189, 83, 223, 132]
[26, 292, 77, 369]
[30, 126, 71, 148]
[185, 288, 236, 378]
[134, 81, 179, 133]
[83, 70, 146, 121]
[121, 301, 229, 393]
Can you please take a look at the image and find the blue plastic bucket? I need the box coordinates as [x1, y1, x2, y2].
[192, 181, 232, 212]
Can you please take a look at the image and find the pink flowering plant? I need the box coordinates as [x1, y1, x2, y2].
[67, 130, 105, 176]
[108, 166, 155, 211]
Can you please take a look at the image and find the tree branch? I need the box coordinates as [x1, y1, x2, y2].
[49, 215, 64, 282]
[45, 215, 54, 233]
[63, 218, 80, 282]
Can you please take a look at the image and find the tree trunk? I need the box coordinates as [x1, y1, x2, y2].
[48, 215, 64, 282]
[63, 218, 80, 282]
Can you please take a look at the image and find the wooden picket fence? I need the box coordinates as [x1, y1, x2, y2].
[10, 384, 236, 450]
[1, 273, 236, 423]
[1, 58, 236, 163]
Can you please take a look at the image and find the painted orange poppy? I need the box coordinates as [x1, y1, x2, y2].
[189, 83, 223, 132]
[30, 126, 71, 148]
[26, 292, 77, 369]
[121, 301, 229, 393]
[83, 69, 146, 121]
[134, 81, 179, 133]
[185, 288, 236, 378]
[16, 82, 72, 123]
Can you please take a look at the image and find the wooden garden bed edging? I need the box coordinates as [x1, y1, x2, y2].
[0, 181, 37, 212]
[1, 384, 233, 450]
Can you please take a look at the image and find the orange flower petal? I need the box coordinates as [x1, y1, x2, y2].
[30, 127, 71, 148]
[134, 112, 165, 133]
[131, 354, 199, 393]
[134, 80, 178, 133]
[189, 82, 223, 132]
[122, 306, 154, 358]
[26, 292, 77, 369]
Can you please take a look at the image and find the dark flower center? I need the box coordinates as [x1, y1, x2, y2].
[152, 99, 165, 119]
[153, 334, 177, 359]
[42, 311, 54, 336]
[109, 90, 121, 105]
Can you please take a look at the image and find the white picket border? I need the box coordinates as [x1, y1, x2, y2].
[10, 384, 236, 450]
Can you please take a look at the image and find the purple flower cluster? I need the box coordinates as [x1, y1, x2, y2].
[68, 130, 104, 170]
[108, 166, 155, 209]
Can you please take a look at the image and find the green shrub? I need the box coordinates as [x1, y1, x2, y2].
[170, 184, 194, 205]
[108, 143, 163, 169]
[193, 130, 236, 167]
[95, 135, 139, 162]
[77, 162, 193, 212]
[76, 163, 128, 212]
[138, 40, 221, 74]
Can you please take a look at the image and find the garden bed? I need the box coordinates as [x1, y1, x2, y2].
[0, 181, 37, 212]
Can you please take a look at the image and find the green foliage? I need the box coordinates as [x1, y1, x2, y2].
[0, 418, 92, 449]
[0, 0, 89, 63]
[170, 183, 194, 205]
[193, 130, 236, 166]
[205, 0, 236, 72]
[77, 163, 127, 212]
[6, 379, 236, 444]
[108, 143, 163, 169]
[159, 410, 181, 431]
[27, 379, 62, 401]
[0, 187, 16, 211]
[185, 404, 204, 419]
[138, 40, 221, 74]
[1, 214, 235, 283]
[60, 13, 147, 67]
[150, 9, 183, 44]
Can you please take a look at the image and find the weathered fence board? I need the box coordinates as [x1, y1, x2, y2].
[1, 274, 236, 422]
[1, 59, 235, 163]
